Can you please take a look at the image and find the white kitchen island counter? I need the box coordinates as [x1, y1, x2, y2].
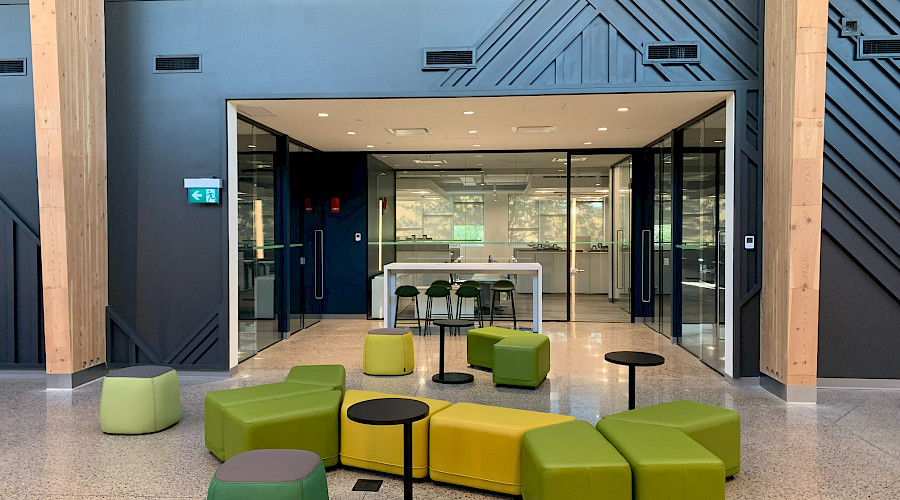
[383, 262, 543, 333]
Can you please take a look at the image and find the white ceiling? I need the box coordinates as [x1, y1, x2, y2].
[231, 92, 730, 152]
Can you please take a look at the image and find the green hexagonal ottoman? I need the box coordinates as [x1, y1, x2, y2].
[207, 449, 328, 500]
[493, 334, 550, 387]
[100, 365, 181, 434]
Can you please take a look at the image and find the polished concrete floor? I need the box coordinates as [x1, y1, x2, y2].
[2, 320, 900, 499]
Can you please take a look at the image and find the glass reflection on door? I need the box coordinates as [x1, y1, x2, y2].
[611, 157, 632, 315]
[678, 108, 726, 372]
[237, 118, 281, 361]
[646, 137, 674, 337]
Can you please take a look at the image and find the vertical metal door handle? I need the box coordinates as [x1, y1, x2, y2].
[315, 230, 324, 300]
[616, 228, 624, 289]
[641, 229, 651, 303]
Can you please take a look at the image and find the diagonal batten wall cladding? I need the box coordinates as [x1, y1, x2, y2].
[818, 0, 900, 379]
[438, 0, 760, 88]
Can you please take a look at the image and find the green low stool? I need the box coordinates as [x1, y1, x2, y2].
[207, 449, 328, 500]
[100, 365, 180, 434]
[466, 326, 533, 369]
[521, 420, 631, 500]
[602, 400, 740, 477]
[596, 419, 724, 500]
[223, 390, 342, 465]
[284, 364, 346, 393]
[204, 382, 333, 461]
[493, 334, 550, 387]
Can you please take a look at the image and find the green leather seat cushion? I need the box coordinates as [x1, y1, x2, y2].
[521, 420, 631, 500]
[466, 326, 534, 368]
[207, 449, 328, 500]
[283, 364, 346, 392]
[492, 334, 550, 387]
[223, 390, 343, 465]
[204, 382, 333, 460]
[596, 419, 724, 500]
[602, 400, 740, 476]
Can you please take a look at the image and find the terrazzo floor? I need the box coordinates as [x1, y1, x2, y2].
[2, 319, 899, 499]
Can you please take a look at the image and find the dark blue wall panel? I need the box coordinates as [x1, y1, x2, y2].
[819, 0, 900, 379]
[0, 4, 43, 368]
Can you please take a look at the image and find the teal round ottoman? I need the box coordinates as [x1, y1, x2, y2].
[100, 365, 181, 434]
[208, 449, 329, 500]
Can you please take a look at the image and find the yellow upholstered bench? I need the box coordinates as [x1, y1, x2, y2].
[429, 402, 575, 495]
[340, 390, 450, 478]
[363, 328, 415, 375]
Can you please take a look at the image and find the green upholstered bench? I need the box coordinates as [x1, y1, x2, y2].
[205, 382, 333, 461]
[493, 334, 550, 387]
[521, 420, 631, 500]
[100, 365, 181, 434]
[596, 419, 724, 500]
[207, 449, 328, 500]
[284, 364, 346, 391]
[223, 390, 343, 466]
[466, 326, 533, 369]
[602, 400, 740, 477]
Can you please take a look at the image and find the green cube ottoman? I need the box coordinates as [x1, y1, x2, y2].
[596, 419, 724, 500]
[466, 326, 533, 369]
[204, 382, 333, 461]
[223, 390, 343, 465]
[602, 400, 740, 477]
[284, 364, 346, 392]
[521, 420, 631, 500]
[493, 334, 550, 387]
[100, 366, 181, 434]
[207, 449, 328, 500]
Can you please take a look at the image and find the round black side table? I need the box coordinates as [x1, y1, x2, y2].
[604, 351, 665, 410]
[347, 398, 430, 500]
[431, 319, 475, 384]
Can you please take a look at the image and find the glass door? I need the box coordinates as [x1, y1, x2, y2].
[646, 136, 674, 337]
[678, 108, 727, 372]
[237, 119, 281, 361]
[611, 157, 632, 315]
[569, 154, 632, 322]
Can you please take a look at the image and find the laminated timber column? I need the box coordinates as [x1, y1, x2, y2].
[30, 0, 108, 388]
[761, 0, 828, 402]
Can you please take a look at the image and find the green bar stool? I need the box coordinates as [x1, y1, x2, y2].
[455, 285, 484, 330]
[424, 285, 453, 335]
[459, 280, 483, 291]
[431, 279, 453, 290]
[394, 285, 421, 334]
[490, 279, 518, 329]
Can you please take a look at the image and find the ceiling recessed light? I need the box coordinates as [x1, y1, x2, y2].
[468, 130, 478, 134]
[366, 145, 374, 148]
[597, 127, 608, 131]
[247, 144, 257, 148]
[714, 140, 723, 143]
[476, 163, 483, 166]
[380, 155, 388, 158]
[557, 169, 564, 172]
[473, 144, 481, 147]
[583, 142, 592, 145]
[347, 131, 356, 135]
[316, 113, 329, 117]
[475, 155, 483, 158]
[463, 111, 475, 115]
[617, 107, 629, 112]
[595, 183, 601, 186]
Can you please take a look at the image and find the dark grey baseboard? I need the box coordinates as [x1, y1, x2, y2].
[46, 363, 108, 389]
[760, 373, 817, 403]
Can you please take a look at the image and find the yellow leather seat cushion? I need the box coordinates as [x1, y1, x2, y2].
[429, 402, 575, 495]
[363, 329, 415, 375]
[340, 390, 450, 478]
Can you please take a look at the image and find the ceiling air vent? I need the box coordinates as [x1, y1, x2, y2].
[422, 47, 476, 69]
[387, 128, 432, 136]
[643, 42, 700, 64]
[154, 55, 201, 73]
[0, 58, 26, 76]
[858, 36, 900, 59]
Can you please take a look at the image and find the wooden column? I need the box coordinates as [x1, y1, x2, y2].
[761, 0, 827, 402]
[30, 0, 108, 388]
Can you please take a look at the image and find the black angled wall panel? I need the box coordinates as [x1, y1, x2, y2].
[818, 0, 900, 379]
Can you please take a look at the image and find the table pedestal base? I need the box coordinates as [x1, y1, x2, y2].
[432, 372, 474, 384]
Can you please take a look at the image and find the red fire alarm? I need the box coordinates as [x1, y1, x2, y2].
[305, 198, 314, 213]
[330, 197, 340, 213]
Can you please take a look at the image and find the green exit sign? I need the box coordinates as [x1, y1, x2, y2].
[189, 188, 220, 204]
